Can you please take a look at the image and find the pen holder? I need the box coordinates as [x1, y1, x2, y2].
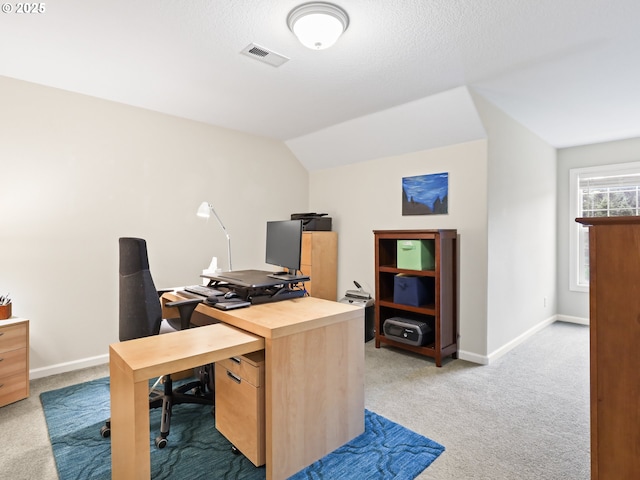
[0, 303, 12, 320]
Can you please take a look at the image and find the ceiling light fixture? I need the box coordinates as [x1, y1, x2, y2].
[287, 2, 349, 50]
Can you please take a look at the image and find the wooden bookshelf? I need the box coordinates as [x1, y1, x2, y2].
[373, 229, 457, 366]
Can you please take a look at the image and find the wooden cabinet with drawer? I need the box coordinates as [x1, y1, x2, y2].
[576, 217, 640, 478]
[215, 350, 265, 466]
[0, 318, 30, 407]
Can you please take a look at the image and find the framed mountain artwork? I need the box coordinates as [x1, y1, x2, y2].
[402, 172, 449, 215]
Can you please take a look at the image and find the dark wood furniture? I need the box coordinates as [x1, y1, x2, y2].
[373, 229, 457, 366]
[576, 216, 640, 480]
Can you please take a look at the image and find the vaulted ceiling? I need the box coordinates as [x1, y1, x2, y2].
[2, 0, 639, 169]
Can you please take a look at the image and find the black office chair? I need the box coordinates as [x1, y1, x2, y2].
[100, 237, 214, 448]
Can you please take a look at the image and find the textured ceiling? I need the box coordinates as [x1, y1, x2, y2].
[2, 0, 640, 169]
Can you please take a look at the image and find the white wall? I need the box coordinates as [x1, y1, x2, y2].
[0, 76, 308, 377]
[308, 140, 489, 360]
[0, 75, 571, 375]
[557, 136, 640, 320]
[471, 92, 557, 358]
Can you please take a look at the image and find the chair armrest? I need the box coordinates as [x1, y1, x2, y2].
[165, 297, 204, 330]
[165, 298, 203, 308]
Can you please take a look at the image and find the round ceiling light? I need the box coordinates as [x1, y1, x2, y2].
[287, 2, 349, 50]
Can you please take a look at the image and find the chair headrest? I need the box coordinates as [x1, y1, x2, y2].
[119, 237, 150, 276]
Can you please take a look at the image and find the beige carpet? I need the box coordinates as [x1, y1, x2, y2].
[366, 321, 590, 479]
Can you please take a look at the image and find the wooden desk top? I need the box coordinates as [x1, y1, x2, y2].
[109, 323, 264, 383]
[192, 296, 362, 339]
[161, 292, 361, 339]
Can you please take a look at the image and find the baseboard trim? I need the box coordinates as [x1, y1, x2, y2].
[556, 314, 589, 326]
[29, 354, 108, 380]
[486, 315, 558, 364]
[458, 350, 489, 365]
[458, 316, 559, 366]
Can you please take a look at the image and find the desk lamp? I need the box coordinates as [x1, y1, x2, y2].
[197, 201, 232, 272]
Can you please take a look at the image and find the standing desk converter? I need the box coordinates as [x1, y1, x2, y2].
[111, 296, 364, 480]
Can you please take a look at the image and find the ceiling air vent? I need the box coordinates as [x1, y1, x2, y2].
[241, 43, 289, 67]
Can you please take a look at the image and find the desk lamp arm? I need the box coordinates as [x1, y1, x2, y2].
[207, 203, 232, 272]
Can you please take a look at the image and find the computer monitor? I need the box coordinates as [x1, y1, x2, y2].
[265, 219, 303, 273]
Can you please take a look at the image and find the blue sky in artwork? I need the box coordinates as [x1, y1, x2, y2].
[403, 173, 448, 208]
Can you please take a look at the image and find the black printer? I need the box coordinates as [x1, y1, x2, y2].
[291, 213, 332, 231]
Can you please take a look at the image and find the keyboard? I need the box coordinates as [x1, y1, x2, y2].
[183, 285, 224, 297]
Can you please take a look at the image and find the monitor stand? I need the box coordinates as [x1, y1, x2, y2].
[267, 272, 309, 282]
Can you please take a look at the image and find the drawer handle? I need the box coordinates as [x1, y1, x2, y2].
[230, 357, 241, 364]
[227, 371, 241, 384]
[0, 384, 3, 389]
[0, 358, 3, 362]
[0, 332, 4, 336]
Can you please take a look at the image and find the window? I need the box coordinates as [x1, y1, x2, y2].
[570, 161, 640, 291]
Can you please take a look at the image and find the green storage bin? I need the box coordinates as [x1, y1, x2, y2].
[397, 240, 434, 270]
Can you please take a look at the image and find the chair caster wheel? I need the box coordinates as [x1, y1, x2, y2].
[100, 425, 111, 438]
[231, 445, 240, 455]
[155, 436, 168, 449]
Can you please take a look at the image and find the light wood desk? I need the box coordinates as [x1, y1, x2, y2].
[112, 296, 364, 480]
[110, 323, 264, 479]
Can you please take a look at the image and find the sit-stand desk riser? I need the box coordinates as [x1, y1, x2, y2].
[111, 295, 364, 480]
[202, 269, 309, 305]
[204, 269, 309, 289]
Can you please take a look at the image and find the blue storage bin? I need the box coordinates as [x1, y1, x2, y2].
[393, 274, 432, 307]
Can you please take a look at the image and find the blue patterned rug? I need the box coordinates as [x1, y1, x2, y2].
[40, 377, 444, 479]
